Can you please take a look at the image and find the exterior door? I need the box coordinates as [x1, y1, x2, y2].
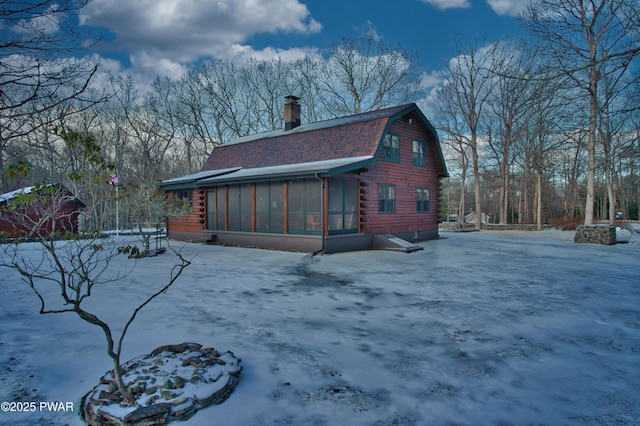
[207, 189, 216, 230]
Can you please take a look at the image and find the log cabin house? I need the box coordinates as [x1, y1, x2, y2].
[161, 97, 448, 253]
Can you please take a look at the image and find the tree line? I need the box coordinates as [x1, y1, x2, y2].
[437, 0, 640, 228]
[1, 0, 639, 232]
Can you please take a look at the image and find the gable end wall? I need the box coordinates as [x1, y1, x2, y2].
[359, 116, 442, 237]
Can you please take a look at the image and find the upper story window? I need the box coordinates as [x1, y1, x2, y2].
[382, 133, 400, 162]
[412, 140, 426, 167]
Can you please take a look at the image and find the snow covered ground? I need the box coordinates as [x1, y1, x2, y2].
[1, 229, 639, 425]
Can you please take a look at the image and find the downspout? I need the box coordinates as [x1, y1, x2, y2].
[314, 173, 325, 255]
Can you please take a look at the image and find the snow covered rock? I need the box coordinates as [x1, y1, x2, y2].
[624, 222, 640, 233]
[616, 227, 632, 243]
[80, 342, 242, 425]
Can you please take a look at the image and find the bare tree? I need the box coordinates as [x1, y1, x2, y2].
[166, 35, 424, 155]
[0, 0, 105, 189]
[434, 86, 471, 224]
[241, 58, 296, 131]
[486, 39, 541, 224]
[196, 59, 254, 139]
[1, 226, 190, 406]
[0, 130, 191, 407]
[108, 76, 179, 183]
[525, 82, 571, 229]
[596, 56, 640, 224]
[119, 181, 192, 255]
[318, 35, 423, 116]
[293, 55, 329, 123]
[523, 0, 640, 225]
[172, 75, 217, 173]
[440, 40, 494, 230]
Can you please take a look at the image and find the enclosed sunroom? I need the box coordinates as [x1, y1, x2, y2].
[161, 156, 371, 253]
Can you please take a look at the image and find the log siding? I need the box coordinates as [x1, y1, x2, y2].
[359, 113, 441, 236]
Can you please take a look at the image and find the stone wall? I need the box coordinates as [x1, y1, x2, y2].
[438, 223, 551, 232]
[482, 224, 552, 231]
[574, 225, 616, 245]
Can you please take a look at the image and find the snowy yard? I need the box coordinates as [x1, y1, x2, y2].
[1, 229, 639, 425]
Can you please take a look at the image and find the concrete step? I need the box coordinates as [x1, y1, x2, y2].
[373, 234, 423, 253]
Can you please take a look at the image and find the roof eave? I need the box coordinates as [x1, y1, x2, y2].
[197, 171, 316, 186]
[160, 167, 242, 190]
[196, 157, 376, 187]
[161, 182, 202, 191]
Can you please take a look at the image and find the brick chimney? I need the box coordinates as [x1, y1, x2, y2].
[284, 95, 301, 130]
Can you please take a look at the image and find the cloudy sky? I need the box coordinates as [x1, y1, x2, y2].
[76, 0, 529, 85]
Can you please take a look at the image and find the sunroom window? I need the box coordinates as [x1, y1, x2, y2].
[288, 179, 322, 235]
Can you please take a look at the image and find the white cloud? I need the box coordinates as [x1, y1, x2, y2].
[421, 0, 528, 16]
[81, 0, 322, 64]
[486, 0, 529, 16]
[129, 52, 188, 79]
[12, 4, 63, 35]
[419, 70, 443, 90]
[89, 45, 318, 96]
[420, 0, 471, 10]
[353, 21, 382, 41]
[417, 70, 446, 116]
[87, 55, 122, 90]
[225, 44, 321, 64]
[87, 53, 187, 95]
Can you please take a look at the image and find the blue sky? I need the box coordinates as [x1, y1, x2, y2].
[252, 0, 525, 68]
[75, 0, 529, 89]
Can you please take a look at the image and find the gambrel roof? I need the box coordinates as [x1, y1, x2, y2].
[162, 103, 447, 190]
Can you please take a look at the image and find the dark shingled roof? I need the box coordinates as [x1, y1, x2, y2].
[201, 103, 425, 171]
[161, 103, 448, 190]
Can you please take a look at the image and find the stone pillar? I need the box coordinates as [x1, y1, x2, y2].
[574, 225, 616, 245]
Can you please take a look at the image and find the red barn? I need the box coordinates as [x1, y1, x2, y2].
[161, 97, 448, 253]
[0, 185, 85, 238]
